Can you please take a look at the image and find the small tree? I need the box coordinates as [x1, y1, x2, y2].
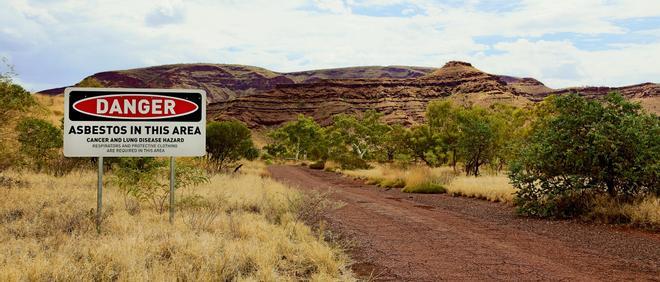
[407, 124, 447, 167]
[206, 120, 258, 171]
[455, 107, 500, 176]
[1, 61, 37, 171]
[326, 110, 390, 160]
[268, 115, 324, 160]
[488, 103, 530, 172]
[427, 100, 461, 170]
[16, 117, 62, 171]
[0, 81, 35, 122]
[511, 93, 659, 217]
[381, 124, 411, 162]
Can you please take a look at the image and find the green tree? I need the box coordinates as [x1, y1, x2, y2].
[0, 58, 37, 171]
[407, 124, 446, 167]
[206, 120, 258, 171]
[268, 115, 325, 160]
[488, 103, 530, 172]
[0, 81, 35, 121]
[0, 72, 35, 122]
[427, 100, 461, 170]
[456, 107, 500, 176]
[326, 110, 390, 160]
[511, 93, 659, 217]
[381, 124, 411, 162]
[16, 117, 63, 171]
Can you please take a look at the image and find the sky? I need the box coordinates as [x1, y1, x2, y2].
[1, 0, 659, 91]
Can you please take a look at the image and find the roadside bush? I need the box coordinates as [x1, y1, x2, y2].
[511, 93, 659, 218]
[206, 120, 259, 172]
[16, 117, 63, 171]
[333, 153, 370, 170]
[0, 74, 36, 122]
[0, 63, 37, 172]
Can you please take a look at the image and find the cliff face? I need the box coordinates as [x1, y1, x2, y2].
[208, 61, 532, 127]
[40, 64, 437, 103]
[40, 61, 659, 127]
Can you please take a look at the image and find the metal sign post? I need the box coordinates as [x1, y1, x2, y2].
[169, 156, 175, 224]
[97, 156, 103, 233]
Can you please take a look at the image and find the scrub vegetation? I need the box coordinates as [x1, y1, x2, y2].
[265, 91, 659, 229]
[0, 165, 354, 281]
[0, 62, 354, 281]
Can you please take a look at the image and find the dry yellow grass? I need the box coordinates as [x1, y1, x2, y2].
[341, 164, 454, 192]
[589, 196, 660, 229]
[446, 176, 517, 203]
[0, 167, 354, 281]
[627, 197, 660, 225]
[342, 164, 516, 200]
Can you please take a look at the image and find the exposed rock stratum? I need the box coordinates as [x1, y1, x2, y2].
[40, 61, 659, 127]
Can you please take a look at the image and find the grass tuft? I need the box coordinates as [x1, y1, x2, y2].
[587, 195, 660, 230]
[342, 164, 452, 193]
[446, 176, 517, 203]
[401, 182, 446, 194]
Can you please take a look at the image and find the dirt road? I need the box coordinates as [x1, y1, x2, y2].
[268, 165, 660, 281]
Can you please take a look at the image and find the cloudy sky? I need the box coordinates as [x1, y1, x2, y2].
[1, 0, 659, 91]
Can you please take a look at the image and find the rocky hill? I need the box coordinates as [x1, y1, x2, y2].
[40, 61, 659, 127]
[40, 64, 437, 103]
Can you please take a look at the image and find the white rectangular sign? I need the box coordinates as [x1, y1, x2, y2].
[64, 87, 206, 157]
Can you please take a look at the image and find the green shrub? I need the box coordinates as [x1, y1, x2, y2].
[16, 117, 62, 172]
[0, 78, 35, 121]
[511, 93, 659, 218]
[206, 120, 258, 172]
[333, 153, 370, 170]
[401, 182, 446, 194]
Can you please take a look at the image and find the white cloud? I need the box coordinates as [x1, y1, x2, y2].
[1, 0, 659, 90]
[313, 0, 352, 14]
[145, 0, 186, 27]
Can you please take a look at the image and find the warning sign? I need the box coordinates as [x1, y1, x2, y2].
[64, 88, 206, 157]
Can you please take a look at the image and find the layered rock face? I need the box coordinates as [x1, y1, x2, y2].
[40, 61, 659, 127]
[210, 61, 531, 126]
[40, 64, 437, 103]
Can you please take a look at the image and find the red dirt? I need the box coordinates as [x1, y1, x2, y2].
[268, 165, 660, 281]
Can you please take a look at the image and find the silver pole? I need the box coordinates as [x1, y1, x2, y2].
[169, 156, 175, 224]
[97, 156, 103, 233]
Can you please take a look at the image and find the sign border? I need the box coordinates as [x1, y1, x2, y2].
[64, 87, 207, 157]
